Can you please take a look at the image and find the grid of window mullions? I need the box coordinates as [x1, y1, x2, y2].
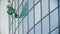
[27, 6, 60, 34]
[14, 0, 41, 33]
[13, 0, 41, 34]
[9, 0, 60, 34]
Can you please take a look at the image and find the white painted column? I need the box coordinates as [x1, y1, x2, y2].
[0, 0, 9, 34]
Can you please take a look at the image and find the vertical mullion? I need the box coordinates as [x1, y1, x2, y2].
[40, 0, 42, 34]
[27, 11, 29, 34]
[18, 0, 19, 34]
[33, 0, 35, 34]
[12, 0, 13, 34]
[9, 16, 10, 34]
[58, 0, 60, 34]
[48, 0, 51, 33]
[14, 0, 16, 34]
[27, 0, 29, 34]
[12, 15, 13, 34]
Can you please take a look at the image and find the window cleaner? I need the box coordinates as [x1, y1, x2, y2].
[7, 2, 18, 17]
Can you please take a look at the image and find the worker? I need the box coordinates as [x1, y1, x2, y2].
[7, 2, 19, 18]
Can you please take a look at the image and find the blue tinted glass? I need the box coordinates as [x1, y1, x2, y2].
[28, 0, 33, 10]
[29, 29, 34, 34]
[23, 16, 28, 34]
[42, 0, 48, 17]
[42, 16, 49, 34]
[50, 0, 58, 11]
[35, 2, 41, 24]
[35, 22, 41, 34]
[29, 9, 34, 30]
[51, 29, 59, 34]
[50, 9, 58, 31]
[35, 0, 39, 4]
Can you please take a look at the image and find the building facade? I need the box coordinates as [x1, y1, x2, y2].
[9, 0, 60, 34]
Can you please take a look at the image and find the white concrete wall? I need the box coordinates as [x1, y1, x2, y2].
[0, 0, 9, 34]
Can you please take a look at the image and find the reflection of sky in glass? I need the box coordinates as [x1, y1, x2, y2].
[28, 0, 33, 10]
[35, 2, 41, 24]
[42, 0, 48, 18]
[50, 0, 58, 11]
[24, 16, 28, 34]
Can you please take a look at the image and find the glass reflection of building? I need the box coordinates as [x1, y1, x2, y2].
[9, 0, 60, 34]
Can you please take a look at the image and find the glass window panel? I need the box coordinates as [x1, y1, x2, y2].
[23, 0, 27, 6]
[35, 0, 39, 4]
[14, 0, 16, 8]
[50, 0, 58, 11]
[10, 16, 13, 25]
[35, 22, 41, 34]
[29, 29, 34, 34]
[23, 16, 28, 34]
[16, 28, 18, 34]
[19, 5, 22, 17]
[13, 2, 15, 8]
[42, 0, 48, 17]
[19, 18, 22, 23]
[16, 18, 18, 28]
[59, 0, 60, 5]
[9, 16, 12, 25]
[13, 19, 15, 32]
[20, 1, 28, 18]
[9, 25, 11, 34]
[16, 0, 18, 10]
[9, 16, 14, 34]
[42, 16, 49, 34]
[9, 16, 12, 34]
[19, 22, 22, 34]
[35, 2, 41, 24]
[28, 0, 33, 10]
[29, 9, 34, 30]
[19, 0, 22, 5]
[9, 29, 11, 34]
[51, 28, 59, 34]
[10, 25, 12, 34]
[50, 9, 58, 31]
